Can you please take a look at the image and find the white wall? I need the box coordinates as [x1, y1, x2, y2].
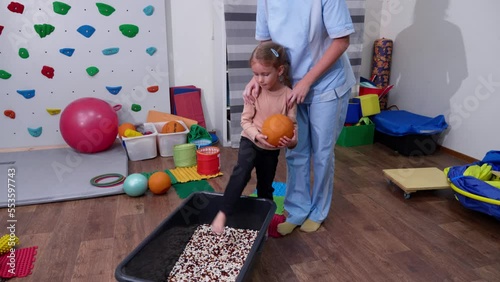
[165, 1, 227, 145]
[361, 0, 500, 160]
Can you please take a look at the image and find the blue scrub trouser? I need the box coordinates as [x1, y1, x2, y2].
[284, 90, 350, 225]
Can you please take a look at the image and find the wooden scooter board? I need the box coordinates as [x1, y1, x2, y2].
[383, 167, 450, 198]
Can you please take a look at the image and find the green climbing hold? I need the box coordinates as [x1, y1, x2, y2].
[119, 24, 139, 38]
[86, 66, 99, 77]
[96, 3, 115, 16]
[131, 104, 142, 112]
[34, 24, 55, 38]
[18, 48, 29, 59]
[53, 1, 71, 15]
[0, 70, 12, 79]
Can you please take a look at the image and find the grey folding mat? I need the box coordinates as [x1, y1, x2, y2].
[0, 141, 128, 207]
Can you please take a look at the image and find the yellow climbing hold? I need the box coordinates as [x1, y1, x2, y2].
[0, 234, 19, 255]
[46, 108, 61, 115]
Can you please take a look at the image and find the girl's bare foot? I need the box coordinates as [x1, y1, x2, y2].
[211, 211, 227, 235]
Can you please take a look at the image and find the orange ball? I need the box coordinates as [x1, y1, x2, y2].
[148, 171, 172, 195]
[261, 114, 294, 146]
[161, 121, 185, 133]
[118, 122, 136, 137]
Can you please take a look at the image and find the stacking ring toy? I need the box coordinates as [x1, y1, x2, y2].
[90, 173, 125, 187]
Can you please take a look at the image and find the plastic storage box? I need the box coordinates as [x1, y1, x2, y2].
[115, 192, 276, 282]
[373, 110, 448, 156]
[153, 120, 189, 157]
[337, 118, 375, 147]
[121, 123, 158, 161]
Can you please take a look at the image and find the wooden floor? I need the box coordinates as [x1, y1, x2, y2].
[2, 143, 500, 282]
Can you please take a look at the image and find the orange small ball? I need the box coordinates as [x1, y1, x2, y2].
[118, 122, 136, 137]
[148, 171, 172, 195]
[161, 121, 185, 133]
[261, 114, 294, 146]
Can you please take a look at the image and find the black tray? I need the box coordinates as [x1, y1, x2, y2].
[115, 191, 276, 282]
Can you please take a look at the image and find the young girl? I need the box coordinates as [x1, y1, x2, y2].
[211, 41, 298, 234]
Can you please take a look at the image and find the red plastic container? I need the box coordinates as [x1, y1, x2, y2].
[196, 146, 220, 175]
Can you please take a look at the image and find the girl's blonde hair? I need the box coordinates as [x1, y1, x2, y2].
[249, 41, 292, 88]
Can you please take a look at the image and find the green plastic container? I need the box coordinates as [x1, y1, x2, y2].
[337, 120, 375, 147]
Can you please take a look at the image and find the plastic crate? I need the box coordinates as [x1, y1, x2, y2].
[121, 123, 158, 161]
[115, 192, 276, 282]
[153, 120, 189, 157]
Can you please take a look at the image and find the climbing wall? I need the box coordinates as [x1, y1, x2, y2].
[0, 1, 170, 149]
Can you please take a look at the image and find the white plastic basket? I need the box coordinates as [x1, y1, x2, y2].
[121, 123, 158, 161]
[153, 120, 189, 157]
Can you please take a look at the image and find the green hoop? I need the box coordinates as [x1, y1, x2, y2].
[90, 173, 125, 188]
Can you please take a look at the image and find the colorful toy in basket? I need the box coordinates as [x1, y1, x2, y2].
[444, 150, 500, 220]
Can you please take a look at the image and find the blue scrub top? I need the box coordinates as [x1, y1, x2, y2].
[256, 0, 356, 103]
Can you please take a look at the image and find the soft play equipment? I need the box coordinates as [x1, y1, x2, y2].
[60, 97, 118, 153]
[261, 114, 294, 146]
[444, 150, 500, 220]
[0, 142, 128, 207]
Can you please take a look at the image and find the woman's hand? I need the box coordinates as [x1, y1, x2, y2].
[243, 77, 261, 104]
[287, 79, 311, 107]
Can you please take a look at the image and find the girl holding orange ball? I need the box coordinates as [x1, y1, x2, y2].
[211, 42, 298, 235]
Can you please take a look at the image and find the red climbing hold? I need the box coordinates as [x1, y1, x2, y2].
[0, 26, 4, 36]
[147, 85, 159, 93]
[41, 65, 55, 79]
[8, 2, 25, 14]
[4, 110, 15, 119]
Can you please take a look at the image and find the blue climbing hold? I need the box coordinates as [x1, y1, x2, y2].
[143, 5, 154, 16]
[102, 47, 119, 55]
[106, 86, 122, 95]
[17, 89, 35, 99]
[77, 25, 96, 38]
[146, 47, 157, 56]
[59, 48, 75, 57]
[28, 127, 42, 137]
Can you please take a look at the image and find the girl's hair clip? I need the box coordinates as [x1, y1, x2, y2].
[270, 48, 279, 57]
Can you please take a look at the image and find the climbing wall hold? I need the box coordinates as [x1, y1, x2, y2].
[113, 104, 122, 111]
[46, 108, 61, 115]
[34, 24, 55, 38]
[96, 3, 115, 16]
[28, 127, 43, 137]
[119, 24, 139, 38]
[106, 86, 122, 95]
[41, 65, 55, 79]
[86, 66, 99, 76]
[0, 25, 4, 36]
[0, 70, 12, 79]
[59, 48, 75, 57]
[53, 1, 71, 15]
[17, 90, 35, 99]
[143, 5, 154, 16]
[146, 47, 157, 56]
[131, 104, 142, 112]
[8, 2, 24, 14]
[18, 47, 29, 58]
[77, 25, 96, 38]
[147, 86, 159, 93]
[102, 47, 119, 55]
[4, 110, 15, 119]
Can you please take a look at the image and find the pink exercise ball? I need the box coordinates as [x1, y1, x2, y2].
[60, 97, 118, 153]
